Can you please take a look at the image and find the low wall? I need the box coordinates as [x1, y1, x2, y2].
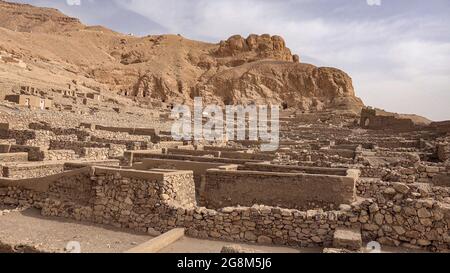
[0, 167, 449, 252]
[438, 144, 450, 162]
[133, 158, 237, 199]
[125, 152, 264, 165]
[220, 151, 276, 161]
[63, 160, 121, 170]
[240, 163, 350, 176]
[49, 140, 110, 154]
[0, 144, 43, 161]
[41, 150, 78, 161]
[0, 152, 28, 163]
[203, 169, 356, 210]
[1, 162, 65, 179]
[81, 147, 110, 160]
[166, 148, 277, 161]
[167, 148, 220, 157]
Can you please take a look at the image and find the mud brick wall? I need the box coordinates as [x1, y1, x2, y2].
[0, 153, 28, 163]
[203, 169, 356, 210]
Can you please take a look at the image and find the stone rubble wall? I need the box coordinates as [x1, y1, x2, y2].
[0, 139, 16, 145]
[49, 140, 110, 155]
[40, 150, 79, 161]
[0, 152, 28, 163]
[359, 163, 450, 185]
[90, 136, 149, 150]
[438, 143, 450, 162]
[80, 147, 110, 160]
[287, 151, 355, 165]
[0, 168, 448, 252]
[1, 145, 43, 161]
[1, 163, 65, 179]
[89, 130, 152, 143]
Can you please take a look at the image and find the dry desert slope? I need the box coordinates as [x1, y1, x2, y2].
[0, 0, 363, 113]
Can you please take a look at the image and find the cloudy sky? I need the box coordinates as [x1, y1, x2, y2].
[13, 0, 450, 120]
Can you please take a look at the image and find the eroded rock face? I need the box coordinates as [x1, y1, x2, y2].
[0, 1, 364, 113]
[196, 61, 364, 113]
[216, 34, 294, 62]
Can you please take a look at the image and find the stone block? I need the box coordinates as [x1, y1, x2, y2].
[333, 228, 362, 251]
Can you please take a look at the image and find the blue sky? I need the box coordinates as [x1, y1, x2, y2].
[12, 0, 450, 120]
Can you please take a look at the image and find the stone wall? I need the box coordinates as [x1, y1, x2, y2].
[438, 143, 450, 162]
[40, 150, 78, 161]
[359, 163, 449, 184]
[126, 152, 263, 165]
[49, 140, 110, 154]
[0, 167, 449, 252]
[0, 153, 28, 163]
[203, 169, 356, 210]
[1, 162, 65, 179]
[28, 123, 90, 141]
[80, 147, 110, 160]
[0, 145, 43, 161]
[240, 163, 349, 176]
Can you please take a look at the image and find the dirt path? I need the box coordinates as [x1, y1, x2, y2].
[0, 207, 152, 253]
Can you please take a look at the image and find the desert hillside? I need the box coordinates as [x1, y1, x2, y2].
[0, 0, 364, 113]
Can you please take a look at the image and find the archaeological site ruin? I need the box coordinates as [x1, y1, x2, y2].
[0, 0, 449, 256]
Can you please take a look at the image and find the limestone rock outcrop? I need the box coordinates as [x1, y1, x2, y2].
[216, 34, 294, 62]
[0, 0, 364, 114]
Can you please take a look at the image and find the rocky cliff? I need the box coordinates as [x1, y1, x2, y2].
[0, 0, 364, 113]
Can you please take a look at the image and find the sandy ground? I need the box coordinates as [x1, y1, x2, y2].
[0, 207, 152, 253]
[0, 206, 431, 254]
[159, 237, 319, 253]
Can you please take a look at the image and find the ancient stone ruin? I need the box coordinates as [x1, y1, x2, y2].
[0, 0, 449, 254]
